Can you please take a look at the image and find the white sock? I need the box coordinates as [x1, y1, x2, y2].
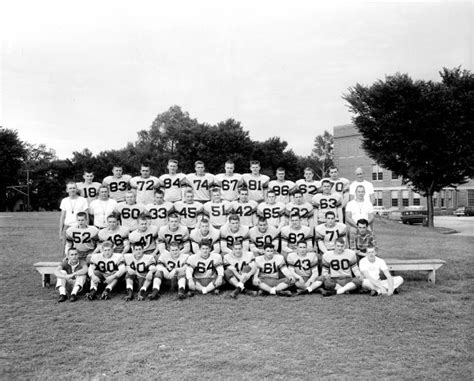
[237, 282, 244, 290]
[202, 286, 208, 294]
[307, 286, 313, 293]
[270, 287, 277, 295]
[58, 286, 66, 295]
[72, 285, 80, 295]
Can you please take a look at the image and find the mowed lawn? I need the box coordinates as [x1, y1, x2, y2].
[1, 213, 473, 380]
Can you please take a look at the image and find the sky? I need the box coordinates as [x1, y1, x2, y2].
[1, 0, 472, 159]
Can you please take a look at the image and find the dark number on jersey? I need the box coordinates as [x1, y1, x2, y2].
[330, 259, 350, 271]
[109, 181, 128, 192]
[136, 180, 155, 191]
[97, 260, 118, 273]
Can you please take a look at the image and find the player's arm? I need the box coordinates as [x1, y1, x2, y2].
[305, 234, 314, 251]
[59, 210, 66, 240]
[54, 264, 69, 279]
[345, 210, 357, 229]
[185, 261, 195, 280]
[367, 211, 375, 225]
[180, 233, 191, 254]
[351, 261, 362, 278]
[106, 262, 126, 284]
[380, 267, 394, 295]
[279, 263, 295, 283]
[122, 237, 131, 253]
[321, 257, 330, 278]
[307, 263, 320, 284]
[280, 235, 290, 255]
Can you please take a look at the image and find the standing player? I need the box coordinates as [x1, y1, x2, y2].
[320, 238, 362, 296]
[123, 242, 157, 301]
[252, 244, 294, 296]
[268, 167, 296, 204]
[257, 190, 286, 229]
[295, 167, 321, 204]
[128, 214, 159, 256]
[241, 160, 270, 203]
[87, 241, 126, 300]
[157, 213, 191, 255]
[315, 211, 347, 255]
[54, 248, 88, 303]
[223, 241, 256, 298]
[185, 160, 215, 203]
[88, 186, 118, 229]
[96, 214, 130, 254]
[280, 214, 314, 258]
[152, 241, 189, 300]
[220, 214, 250, 255]
[214, 160, 242, 202]
[158, 159, 187, 203]
[59, 181, 88, 245]
[130, 163, 160, 205]
[102, 165, 131, 203]
[285, 190, 314, 227]
[312, 180, 343, 224]
[115, 191, 147, 232]
[230, 188, 258, 227]
[145, 190, 174, 229]
[287, 241, 323, 295]
[186, 240, 224, 295]
[349, 167, 375, 204]
[203, 188, 232, 229]
[189, 218, 221, 254]
[76, 170, 102, 204]
[174, 189, 204, 230]
[345, 185, 375, 243]
[65, 212, 99, 260]
[322, 167, 350, 208]
[249, 217, 280, 256]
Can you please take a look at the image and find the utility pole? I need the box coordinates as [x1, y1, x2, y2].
[6, 169, 31, 211]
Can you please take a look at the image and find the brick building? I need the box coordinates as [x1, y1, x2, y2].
[333, 124, 474, 210]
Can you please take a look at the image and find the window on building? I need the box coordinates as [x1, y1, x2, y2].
[374, 191, 383, 206]
[402, 190, 409, 207]
[440, 190, 445, 208]
[413, 192, 421, 206]
[372, 164, 383, 181]
[391, 190, 398, 207]
[391, 172, 398, 180]
[433, 193, 438, 207]
[447, 190, 453, 208]
[468, 190, 474, 206]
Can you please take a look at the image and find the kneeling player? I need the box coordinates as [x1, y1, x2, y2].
[223, 241, 256, 299]
[359, 246, 403, 296]
[186, 240, 224, 295]
[286, 241, 323, 295]
[123, 242, 157, 301]
[54, 248, 88, 303]
[320, 237, 362, 296]
[253, 244, 295, 296]
[87, 241, 126, 300]
[152, 241, 189, 300]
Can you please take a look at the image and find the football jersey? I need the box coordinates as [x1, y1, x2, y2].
[123, 253, 156, 277]
[312, 193, 343, 222]
[76, 182, 102, 204]
[129, 226, 159, 253]
[248, 225, 280, 251]
[98, 226, 130, 253]
[287, 251, 318, 278]
[241, 173, 270, 202]
[158, 173, 187, 202]
[359, 257, 387, 281]
[214, 173, 242, 201]
[65, 225, 99, 253]
[322, 177, 350, 196]
[89, 198, 118, 228]
[145, 201, 174, 228]
[231, 200, 258, 227]
[189, 226, 221, 253]
[255, 254, 286, 279]
[130, 176, 160, 205]
[223, 251, 255, 273]
[158, 225, 190, 251]
[268, 180, 296, 204]
[295, 179, 321, 203]
[285, 202, 314, 226]
[203, 200, 232, 227]
[187, 252, 223, 279]
[257, 202, 286, 228]
[157, 251, 189, 271]
[115, 202, 147, 231]
[102, 175, 132, 202]
[315, 222, 347, 251]
[186, 173, 215, 202]
[322, 249, 359, 278]
[280, 225, 313, 251]
[174, 201, 204, 229]
[89, 252, 124, 275]
[220, 224, 250, 248]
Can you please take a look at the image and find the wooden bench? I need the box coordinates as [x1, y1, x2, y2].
[33, 262, 60, 287]
[385, 258, 446, 284]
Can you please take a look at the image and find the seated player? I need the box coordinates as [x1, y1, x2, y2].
[123, 242, 157, 301]
[257, 190, 286, 229]
[65, 212, 99, 260]
[280, 214, 314, 258]
[87, 241, 126, 300]
[203, 188, 232, 229]
[286, 241, 322, 295]
[95, 214, 130, 254]
[157, 213, 191, 255]
[186, 240, 224, 295]
[129, 214, 159, 256]
[174, 189, 204, 230]
[220, 214, 250, 255]
[320, 237, 362, 296]
[295, 167, 321, 204]
[54, 248, 88, 303]
[315, 211, 347, 255]
[268, 167, 296, 204]
[145, 189, 174, 229]
[360, 246, 403, 296]
[152, 241, 190, 300]
[312, 180, 343, 224]
[252, 244, 295, 296]
[285, 190, 313, 227]
[115, 191, 147, 232]
[223, 241, 257, 299]
[230, 187, 258, 227]
[248, 217, 280, 256]
[350, 218, 376, 258]
[189, 218, 221, 254]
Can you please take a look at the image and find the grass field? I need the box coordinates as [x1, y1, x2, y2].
[1, 212, 473, 380]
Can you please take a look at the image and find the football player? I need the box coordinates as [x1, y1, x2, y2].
[185, 160, 215, 203]
[315, 211, 347, 255]
[54, 248, 88, 303]
[157, 213, 191, 255]
[223, 241, 256, 299]
[214, 160, 242, 201]
[286, 241, 323, 295]
[174, 189, 204, 230]
[220, 214, 250, 255]
[285, 190, 314, 227]
[203, 188, 232, 229]
[295, 167, 321, 204]
[115, 191, 147, 232]
[241, 160, 270, 203]
[312, 180, 343, 224]
[128, 214, 159, 256]
[189, 218, 221, 254]
[145, 189, 174, 229]
[95, 214, 130, 254]
[248, 217, 280, 256]
[158, 159, 187, 202]
[102, 165, 131, 202]
[130, 163, 160, 205]
[76, 170, 102, 204]
[257, 190, 286, 229]
[230, 187, 258, 227]
[123, 242, 157, 301]
[280, 214, 314, 258]
[65, 212, 99, 260]
[268, 167, 295, 204]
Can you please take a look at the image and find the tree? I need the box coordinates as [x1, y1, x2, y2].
[343, 67, 474, 227]
[310, 130, 334, 178]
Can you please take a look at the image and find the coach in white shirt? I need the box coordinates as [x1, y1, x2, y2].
[349, 167, 375, 205]
[345, 185, 374, 242]
[89, 186, 118, 228]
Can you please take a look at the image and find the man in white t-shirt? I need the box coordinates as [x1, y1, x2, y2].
[345, 185, 374, 243]
[349, 167, 375, 205]
[359, 246, 404, 296]
[59, 182, 89, 245]
[89, 186, 118, 228]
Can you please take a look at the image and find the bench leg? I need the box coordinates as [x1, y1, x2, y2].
[427, 270, 436, 284]
[42, 274, 51, 288]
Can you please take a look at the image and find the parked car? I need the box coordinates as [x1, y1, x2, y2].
[454, 206, 474, 216]
[401, 209, 428, 225]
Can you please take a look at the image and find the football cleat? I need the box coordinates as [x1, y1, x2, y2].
[148, 289, 161, 300]
[320, 289, 336, 297]
[187, 291, 195, 298]
[296, 289, 309, 296]
[101, 290, 111, 300]
[230, 288, 241, 299]
[57, 294, 67, 303]
[123, 289, 133, 301]
[370, 290, 378, 297]
[177, 288, 187, 300]
[213, 289, 220, 295]
[87, 290, 97, 301]
[137, 290, 146, 301]
[69, 294, 78, 302]
[276, 290, 293, 297]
